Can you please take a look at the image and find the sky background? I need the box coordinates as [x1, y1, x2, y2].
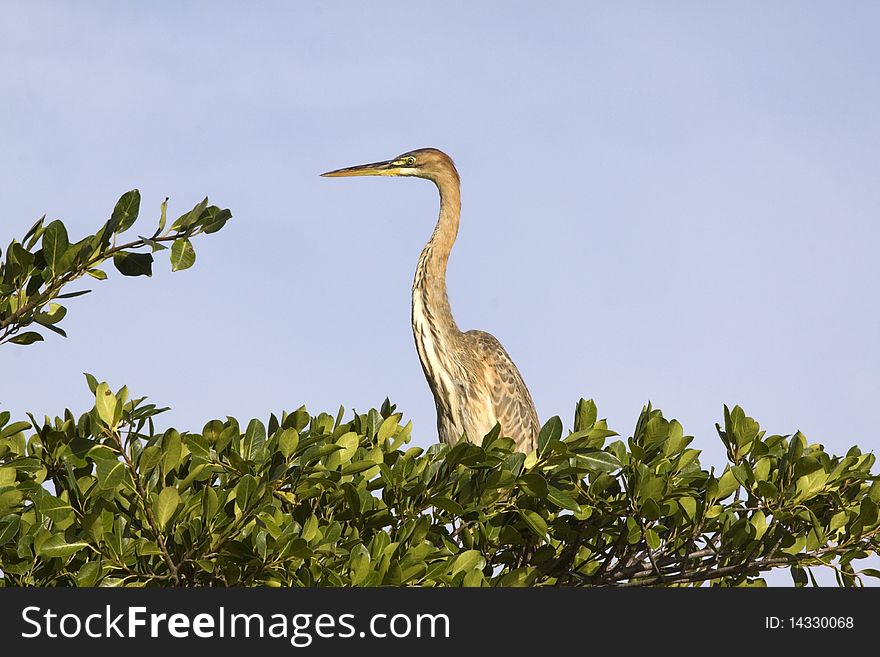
[1, 2, 878, 585]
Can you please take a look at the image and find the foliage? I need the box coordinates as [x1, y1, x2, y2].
[1, 191, 878, 587]
[0, 190, 231, 345]
[0, 388, 877, 587]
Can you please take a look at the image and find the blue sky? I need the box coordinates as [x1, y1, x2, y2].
[2, 2, 879, 584]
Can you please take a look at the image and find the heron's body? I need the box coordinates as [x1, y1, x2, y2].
[322, 148, 539, 452]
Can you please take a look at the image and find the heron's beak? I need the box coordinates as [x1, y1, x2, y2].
[320, 159, 401, 177]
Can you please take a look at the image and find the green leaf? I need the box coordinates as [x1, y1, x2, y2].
[23, 215, 45, 247]
[83, 372, 99, 394]
[0, 421, 31, 439]
[637, 474, 665, 503]
[243, 418, 266, 460]
[201, 419, 224, 445]
[450, 549, 484, 576]
[868, 480, 880, 504]
[139, 237, 168, 252]
[575, 450, 621, 473]
[537, 416, 562, 454]
[113, 251, 153, 277]
[56, 289, 91, 299]
[138, 444, 162, 474]
[171, 197, 209, 231]
[8, 332, 44, 345]
[0, 516, 22, 546]
[790, 565, 808, 587]
[76, 561, 103, 586]
[34, 493, 74, 523]
[35, 303, 67, 326]
[678, 497, 697, 520]
[157, 197, 168, 234]
[301, 513, 319, 542]
[731, 463, 751, 487]
[161, 429, 182, 474]
[278, 428, 299, 458]
[0, 490, 24, 515]
[546, 487, 581, 512]
[38, 535, 90, 559]
[95, 382, 118, 427]
[155, 487, 180, 529]
[170, 238, 196, 272]
[860, 497, 878, 526]
[429, 496, 465, 516]
[325, 431, 360, 470]
[754, 457, 771, 482]
[751, 510, 769, 540]
[644, 416, 669, 445]
[782, 535, 806, 556]
[518, 508, 548, 538]
[341, 460, 380, 476]
[714, 468, 740, 501]
[202, 207, 232, 234]
[574, 398, 598, 432]
[795, 469, 828, 503]
[732, 412, 760, 450]
[517, 473, 548, 498]
[96, 458, 127, 490]
[111, 189, 141, 233]
[42, 220, 69, 276]
[58, 236, 88, 270]
[377, 415, 400, 443]
[234, 475, 258, 512]
[86, 268, 108, 280]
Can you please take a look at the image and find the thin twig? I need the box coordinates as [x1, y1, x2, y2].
[109, 425, 180, 585]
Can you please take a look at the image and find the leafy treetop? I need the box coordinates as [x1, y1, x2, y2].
[1, 190, 877, 587]
[0, 190, 230, 346]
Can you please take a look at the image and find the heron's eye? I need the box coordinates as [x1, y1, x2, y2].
[405, 156, 416, 166]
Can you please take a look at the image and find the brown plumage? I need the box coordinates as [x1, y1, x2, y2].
[322, 148, 539, 452]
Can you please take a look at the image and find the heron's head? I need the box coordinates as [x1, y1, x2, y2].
[321, 148, 459, 184]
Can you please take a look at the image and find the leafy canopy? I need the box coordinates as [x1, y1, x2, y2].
[1, 387, 878, 586]
[1, 191, 878, 587]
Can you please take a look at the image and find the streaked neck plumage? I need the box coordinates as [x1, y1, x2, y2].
[411, 167, 463, 415]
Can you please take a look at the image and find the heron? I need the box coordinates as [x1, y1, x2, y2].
[321, 148, 539, 453]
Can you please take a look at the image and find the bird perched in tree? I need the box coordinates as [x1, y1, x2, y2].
[322, 148, 539, 453]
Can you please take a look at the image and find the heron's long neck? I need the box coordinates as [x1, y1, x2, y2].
[412, 174, 461, 344]
[411, 170, 464, 429]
